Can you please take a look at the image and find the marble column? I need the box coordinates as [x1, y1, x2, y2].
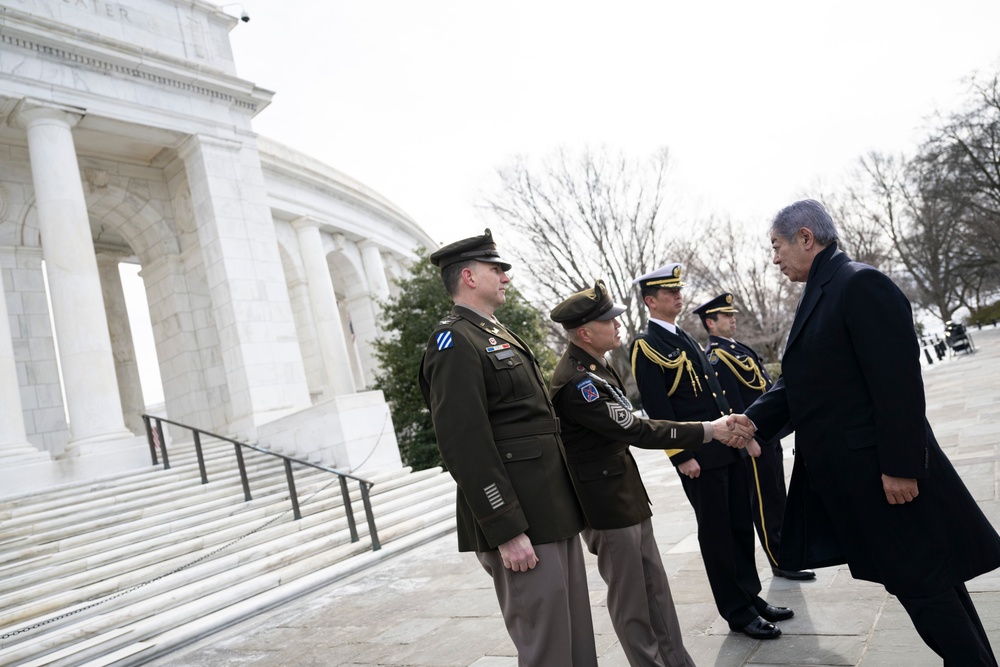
[360, 241, 391, 301]
[13, 99, 132, 452]
[97, 253, 146, 435]
[0, 265, 47, 460]
[355, 241, 390, 383]
[140, 252, 222, 437]
[177, 134, 310, 430]
[292, 218, 356, 396]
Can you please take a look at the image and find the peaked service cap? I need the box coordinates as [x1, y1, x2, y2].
[692, 293, 739, 320]
[429, 228, 512, 271]
[550, 279, 627, 329]
[632, 262, 686, 289]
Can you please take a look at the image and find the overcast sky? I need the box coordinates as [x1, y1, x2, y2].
[223, 1, 1000, 248]
[130, 2, 999, 407]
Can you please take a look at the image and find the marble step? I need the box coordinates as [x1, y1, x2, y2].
[0, 444, 293, 519]
[0, 452, 413, 544]
[0, 502, 456, 667]
[0, 468, 452, 597]
[0, 452, 272, 520]
[0, 466, 447, 577]
[0, 479, 455, 631]
[0, 462, 313, 545]
[0, 433, 459, 667]
[0, 437, 405, 514]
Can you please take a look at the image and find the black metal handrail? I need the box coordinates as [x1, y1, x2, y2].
[141, 414, 380, 551]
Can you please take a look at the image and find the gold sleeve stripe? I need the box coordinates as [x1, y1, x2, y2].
[664, 448, 683, 457]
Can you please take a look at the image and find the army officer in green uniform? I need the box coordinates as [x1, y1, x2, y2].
[419, 230, 597, 667]
[549, 280, 756, 667]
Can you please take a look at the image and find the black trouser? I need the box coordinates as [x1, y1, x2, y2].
[680, 459, 762, 626]
[897, 582, 998, 667]
[745, 438, 786, 567]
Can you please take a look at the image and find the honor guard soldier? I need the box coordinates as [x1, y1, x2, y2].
[549, 279, 756, 667]
[692, 293, 814, 581]
[419, 229, 598, 667]
[630, 263, 793, 640]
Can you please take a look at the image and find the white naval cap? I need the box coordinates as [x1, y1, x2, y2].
[632, 262, 686, 288]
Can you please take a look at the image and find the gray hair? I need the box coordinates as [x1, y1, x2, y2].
[770, 199, 839, 246]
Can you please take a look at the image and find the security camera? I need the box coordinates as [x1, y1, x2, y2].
[240, 11, 250, 22]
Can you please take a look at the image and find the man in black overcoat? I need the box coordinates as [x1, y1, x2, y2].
[692, 293, 814, 581]
[630, 263, 793, 640]
[743, 199, 1000, 666]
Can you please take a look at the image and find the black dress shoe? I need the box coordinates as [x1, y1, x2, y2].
[728, 616, 781, 639]
[756, 603, 794, 622]
[772, 567, 816, 580]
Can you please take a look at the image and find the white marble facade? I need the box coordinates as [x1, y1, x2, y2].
[0, 0, 432, 495]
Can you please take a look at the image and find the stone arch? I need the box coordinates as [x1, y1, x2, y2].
[84, 177, 184, 431]
[81, 169, 182, 262]
[15, 197, 42, 248]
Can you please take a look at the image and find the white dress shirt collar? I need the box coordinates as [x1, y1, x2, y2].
[648, 318, 678, 334]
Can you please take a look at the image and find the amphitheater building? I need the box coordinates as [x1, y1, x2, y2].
[0, 0, 434, 495]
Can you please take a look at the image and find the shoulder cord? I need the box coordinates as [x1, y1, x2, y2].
[714, 348, 767, 391]
[631, 338, 703, 397]
[584, 370, 633, 411]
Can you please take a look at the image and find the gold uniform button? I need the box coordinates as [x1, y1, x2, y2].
[712, 392, 718, 397]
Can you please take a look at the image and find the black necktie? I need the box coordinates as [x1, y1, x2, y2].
[676, 327, 702, 357]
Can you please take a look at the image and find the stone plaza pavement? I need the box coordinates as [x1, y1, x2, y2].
[151, 326, 1000, 667]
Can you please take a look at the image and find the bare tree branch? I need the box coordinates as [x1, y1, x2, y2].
[478, 146, 680, 377]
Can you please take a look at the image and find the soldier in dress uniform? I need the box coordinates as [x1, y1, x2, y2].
[692, 293, 815, 582]
[629, 263, 792, 640]
[418, 229, 597, 667]
[549, 280, 757, 667]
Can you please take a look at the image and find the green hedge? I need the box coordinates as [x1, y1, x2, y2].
[968, 301, 1000, 327]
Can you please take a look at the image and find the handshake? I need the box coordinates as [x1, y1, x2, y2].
[710, 414, 760, 457]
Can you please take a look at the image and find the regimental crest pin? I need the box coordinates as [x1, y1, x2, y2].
[708, 352, 718, 364]
[489, 337, 497, 345]
[576, 379, 600, 403]
[436, 331, 454, 351]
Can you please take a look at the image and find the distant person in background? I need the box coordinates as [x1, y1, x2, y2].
[549, 279, 755, 667]
[692, 293, 814, 581]
[744, 199, 1000, 666]
[420, 229, 597, 667]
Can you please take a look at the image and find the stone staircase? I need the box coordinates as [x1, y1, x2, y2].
[0, 437, 458, 666]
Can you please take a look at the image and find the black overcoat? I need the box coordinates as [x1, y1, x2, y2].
[745, 244, 1000, 595]
[420, 306, 584, 552]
